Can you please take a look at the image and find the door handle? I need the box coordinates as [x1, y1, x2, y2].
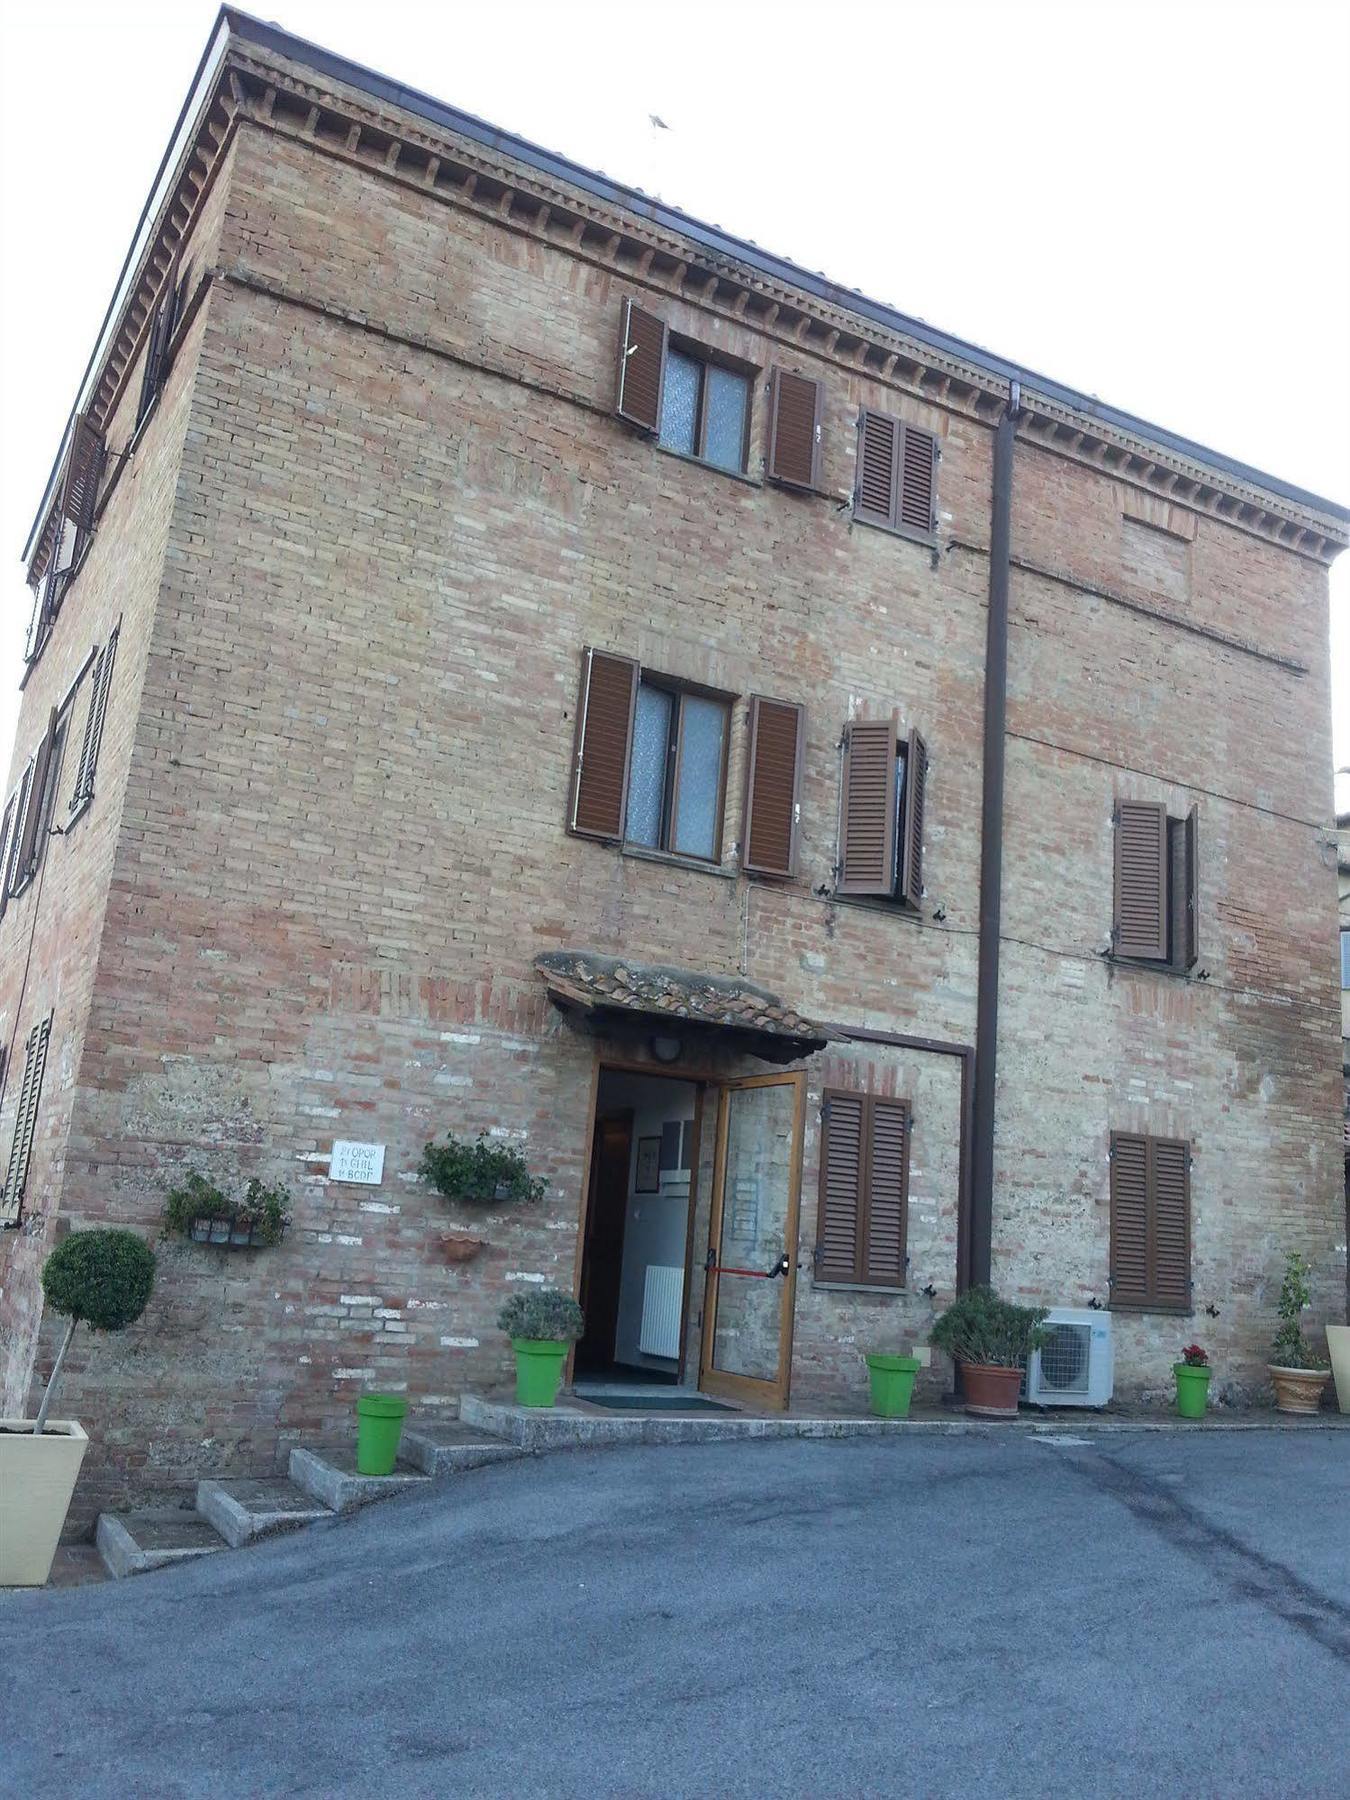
[706, 1250, 791, 1280]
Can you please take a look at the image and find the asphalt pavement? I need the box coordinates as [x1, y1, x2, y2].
[2, 1427, 1347, 1797]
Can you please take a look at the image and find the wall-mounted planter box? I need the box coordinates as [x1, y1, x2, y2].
[189, 1216, 275, 1248]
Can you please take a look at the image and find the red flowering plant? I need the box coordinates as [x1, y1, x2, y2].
[1180, 1343, 1209, 1368]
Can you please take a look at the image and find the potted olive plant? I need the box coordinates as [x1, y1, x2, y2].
[420, 1132, 547, 1208]
[1174, 1343, 1212, 1418]
[930, 1286, 1048, 1418]
[1, 1229, 156, 1587]
[497, 1288, 584, 1408]
[1267, 1251, 1331, 1414]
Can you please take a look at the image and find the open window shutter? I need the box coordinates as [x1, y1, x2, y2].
[861, 1098, 910, 1287]
[766, 369, 822, 490]
[62, 414, 105, 537]
[838, 718, 898, 895]
[854, 409, 900, 527]
[898, 426, 938, 536]
[817, 1092, 864, 1281]
[897, 727, 928, 908]
[1149, 1137, 1191, 1312]
[13, 711, 57, 891]
[1180, 806, 1199, 971]
[1, 1014, 52, 1222]
[1113, 800, 1168, 960]
[743, 696, 804, 878]
[569, 648, 638, 841]
[615, 299, 667, 434]
[1109, 1132, 1150, 1309]
[5, 765, 34, 899]
[71, 626, 119, 811]
[0, 798, 14, 921]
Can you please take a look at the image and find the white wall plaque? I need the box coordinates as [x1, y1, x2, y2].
[329, 1140, 386, 1186]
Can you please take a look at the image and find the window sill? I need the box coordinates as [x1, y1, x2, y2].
[812, 1280, 908, 1296]
[1107, 954, 1193, 979]
[851, 510, 937, 549]
[620, 843, 735, 880]
[1109, 1302, 1194, 1318]
[827, 891, 924, 921]
[654, 443, 761, 489]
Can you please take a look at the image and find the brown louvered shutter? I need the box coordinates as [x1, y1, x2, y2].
[817, 1091, 864, 1281]
[766, 369, 822, 490]
[861, 1097, 910, 1286]
[1109, 1132, 1151, 1310]
[898, 426, 938, 536]
[1179, 806, 1199, 971]
[838, 718, 898, 895]
[1150, 1137, 1191, 1311]
[71, 626, 119, 812]
[854, 409, 900, 527]
[897, 727, 928, 908]
[743, 696, 804, 878]
[1114, 800, 1168, 960]
[615, 299, 667, 434]
[13, 711, 58, 892]
[5, 765, 34, 900]
[0, 797, 14, 922]
[62, 414, 105, 537]
[568, 648, 638, 841]
[1, 1014, 53, 1222]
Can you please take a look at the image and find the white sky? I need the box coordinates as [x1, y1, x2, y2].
[2, 0, 1347, 809]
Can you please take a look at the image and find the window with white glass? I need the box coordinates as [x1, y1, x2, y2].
[625, 678, 731, 862]
[658, 345, 751, 475]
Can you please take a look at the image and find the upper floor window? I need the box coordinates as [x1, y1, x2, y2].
[1340, 926, 1350, 989]
[835, 716, 928, 908]
[1112, 800, 1198, 972]
[25, 414, 105, 665]
[0, 701, 71, 914]
[616, 300, 754, 477]
[853, 408, 938, 541]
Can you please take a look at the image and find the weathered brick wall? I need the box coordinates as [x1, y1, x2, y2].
[6, 72, 1344, 1525]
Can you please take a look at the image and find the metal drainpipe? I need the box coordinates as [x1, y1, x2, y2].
[968, 380, 1020, 1289]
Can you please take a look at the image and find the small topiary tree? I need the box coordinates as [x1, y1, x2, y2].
[33, 1229, 156, 1435]
[1270, 1250, 1329, 1371]
[497, 1288, 584, 1344]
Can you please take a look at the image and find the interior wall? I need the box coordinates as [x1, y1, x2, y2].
[594, 1072, 698, 1370]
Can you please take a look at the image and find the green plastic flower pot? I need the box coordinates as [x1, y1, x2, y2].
[1173, 1363, 1211, 1419]
[865, 1353, 921, 1419]
[355, 1393, 409, 1474]
[513, 1338, 569, 1408]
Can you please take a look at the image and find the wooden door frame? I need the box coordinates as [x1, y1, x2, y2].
[698, 1070, 806, 1413]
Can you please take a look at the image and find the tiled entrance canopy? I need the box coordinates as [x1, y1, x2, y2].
[535, 951, 839, 1064]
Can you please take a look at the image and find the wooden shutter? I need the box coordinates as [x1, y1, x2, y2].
[838, 718, 898, 895]
[897, 727, 928, 908]
[5, 765, 34, 900]
[62, 414, 105, 537]
[0, 797, 14, 922]
[615, 299, 667, 434]
[12, 710, 58, 893]
[855, 409, 900, 527]
[899, 426, 938, 536]
[743, 696, 804, 878]
[568, 648, 638, 841]
[1, 1014, 53, 1223]
[861, 1098, 910, 1287]
[71, 626, 119, 812]
[1113, 800, 1168, 960]
[766, 369, 822, 490]
[1179, 806, 1199, 971]
[1110, 1131, 1191, 1313]
[816, 1091, 864, 1281]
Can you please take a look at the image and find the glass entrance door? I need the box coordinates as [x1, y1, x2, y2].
[699, 1073, 805, 1410]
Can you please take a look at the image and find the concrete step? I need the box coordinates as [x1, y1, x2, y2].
[288, 1445, 430, 1514]
[96, 1508, 227, 1579]
[197, 1477, 333, 1548]
[400, 1421, 526, 1477]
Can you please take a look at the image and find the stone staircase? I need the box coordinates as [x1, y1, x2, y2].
[94, 1418, 523, 1578]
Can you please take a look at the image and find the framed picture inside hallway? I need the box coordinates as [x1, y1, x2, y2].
[635, 1136, 661, 1192]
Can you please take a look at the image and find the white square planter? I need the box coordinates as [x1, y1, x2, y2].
[0, 1419, 89, 1586]
[1328, 1325, 1350, 1416]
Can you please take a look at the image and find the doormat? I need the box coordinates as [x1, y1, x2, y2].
[577, 1393, 738, 1413]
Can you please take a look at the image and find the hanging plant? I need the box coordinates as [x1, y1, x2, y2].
[162, 1171, 292, 1249]
[419, 1132, 546, 1207]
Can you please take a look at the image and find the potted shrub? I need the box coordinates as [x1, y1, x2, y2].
[162, 1170, 290, 1248]
[1268, 1250, 1331, 1414]
[863, 1351, 922, 1419]
[930, 1285, 1048, 1418]
[420, 1132, 547, 1207]
[1174, 1343, 1211, 1418]
[497, 1288, 584, 1408]
[1, 1228, 156, 1587]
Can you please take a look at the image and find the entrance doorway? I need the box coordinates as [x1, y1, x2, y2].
[575, 1070, 700, 1385]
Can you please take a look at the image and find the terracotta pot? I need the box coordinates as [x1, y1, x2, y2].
[959, 1362, 1023, 1418]
[1268, 1364, 1330, 1415]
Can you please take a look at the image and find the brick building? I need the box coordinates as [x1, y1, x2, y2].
[2, 11, 1347, 1524]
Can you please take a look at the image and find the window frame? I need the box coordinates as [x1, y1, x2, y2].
[1108, 1130, 1193, 1317]
[814, 1087, 912, 1292]
[1111, 800, 1198, 974]
[657, 334, 754, 478]
[1340, 926, 1350, 991]
[624, 672, 734, 866]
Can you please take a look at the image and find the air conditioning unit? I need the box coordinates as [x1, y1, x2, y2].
[1023, 1308, 1113, 1408]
